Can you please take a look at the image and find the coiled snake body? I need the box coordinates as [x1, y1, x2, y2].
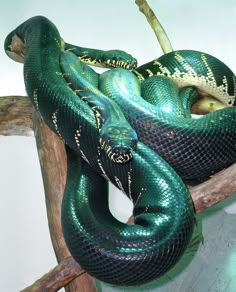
[4, 16, 236, 285]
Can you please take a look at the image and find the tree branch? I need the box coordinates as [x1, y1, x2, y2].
[190, 164, 236, 213]
[0, 96, 33, 136]
[32, 109, 97, 292]
[135, 0, 173, 53]
[20, 257, 85, 292]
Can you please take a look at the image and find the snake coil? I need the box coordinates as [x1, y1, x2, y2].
[4, 16, 236, 285]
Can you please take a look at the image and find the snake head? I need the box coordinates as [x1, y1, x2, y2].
[100, 50, 138, 70]
[99, 122, 138, 163]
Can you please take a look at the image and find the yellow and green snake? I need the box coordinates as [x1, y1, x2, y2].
[4, 16, 236, 286]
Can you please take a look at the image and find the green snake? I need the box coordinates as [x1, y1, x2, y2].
[4, 16, 236, 285]
[62, 43, 236, 179]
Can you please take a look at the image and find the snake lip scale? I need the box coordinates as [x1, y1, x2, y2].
[4, 15, 236, 286]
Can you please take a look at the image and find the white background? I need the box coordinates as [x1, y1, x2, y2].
[1, 1, 236, 291]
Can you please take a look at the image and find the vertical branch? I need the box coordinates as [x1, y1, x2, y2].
[0, 96, 33, 136]
[135, 0, 173, 53]
[32, 109, 97, 292]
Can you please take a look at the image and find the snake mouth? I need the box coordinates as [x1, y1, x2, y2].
[103, 144, 133, 163]
[109, 148, 133, 163]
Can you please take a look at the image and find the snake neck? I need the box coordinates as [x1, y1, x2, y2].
[5, 16, 62, 84]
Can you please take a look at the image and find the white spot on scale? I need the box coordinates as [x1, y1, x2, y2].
[74, 128, 90, 164]
[33, 89, 39, 111]
[80, 150, 90, 164]
[127, 170, 133, 202]
[133, 187, 147, 207]
[96, 147, 110, 181]
[114, 176, 126, 194]
[52, 109, 64, 141]
[74, 129, 81, 148]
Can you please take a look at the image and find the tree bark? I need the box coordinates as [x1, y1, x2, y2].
[190, 164, 236, 213]
[0, 96, 33, 136]
[31, 110, 97, 292]
[135, 0, 173, 53]
[20, 257, 86, 292]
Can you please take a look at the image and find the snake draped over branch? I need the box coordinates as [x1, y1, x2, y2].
[4, 15, 236, 286]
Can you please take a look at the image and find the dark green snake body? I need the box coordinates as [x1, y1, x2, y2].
[60, 50, 138, 163]
[63, 46, 236, 179]
[4, 16, 236, 285]
[140, 75, 197, 117]
[99, 65, 236, 179]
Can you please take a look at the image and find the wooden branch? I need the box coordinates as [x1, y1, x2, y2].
[20, 257, 85, 292]
[32, 110, 68, 261]
[190, 163, 236, 213]
[135, 0, 173, 53]
[1, 96, 236, 290]
[0, 96, 33, 136]
[32, 109, 97, 292]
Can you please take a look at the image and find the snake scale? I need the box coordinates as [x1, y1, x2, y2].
[4, 16, 236, 285]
